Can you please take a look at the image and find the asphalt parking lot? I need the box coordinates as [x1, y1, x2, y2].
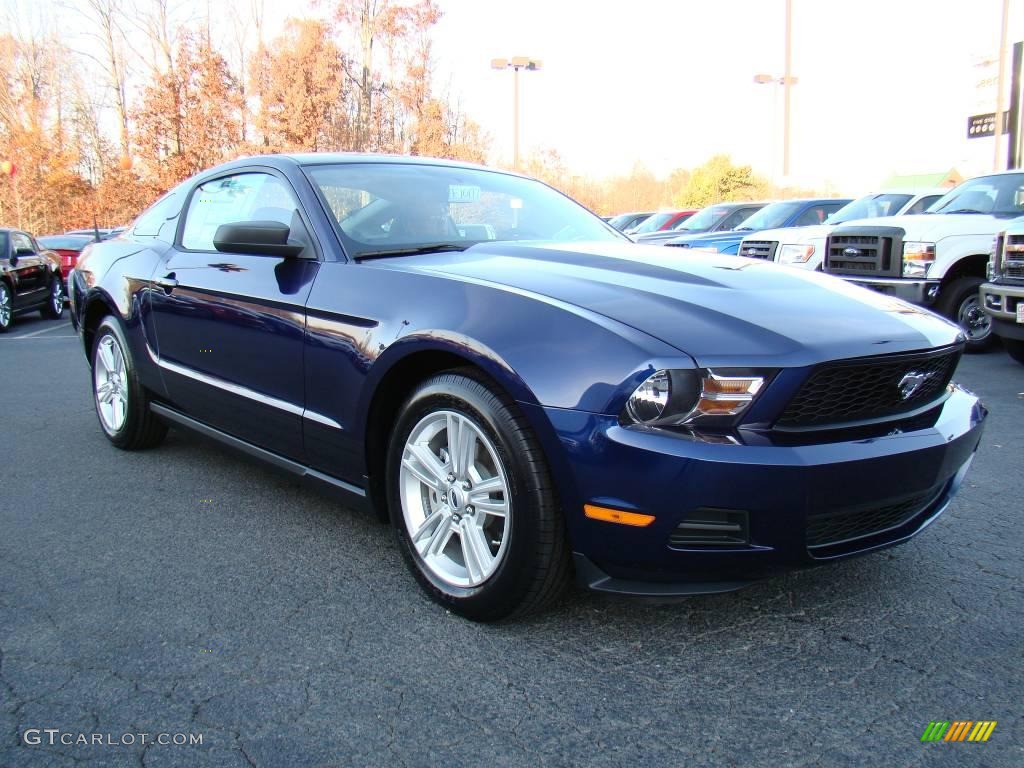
[1, 313, 1021, 768]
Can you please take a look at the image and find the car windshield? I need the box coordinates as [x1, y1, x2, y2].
[928, 173, 1024, 217]
[631, 212, 677, 234]
[674, 205, 732, 232]
[608, 213, 642, 229]
[734, 201, 802, 231]
[826, 193, 914, 224]
[306, 163, 624, 258]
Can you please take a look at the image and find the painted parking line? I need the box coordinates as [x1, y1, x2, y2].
[3, 324, 75, 339]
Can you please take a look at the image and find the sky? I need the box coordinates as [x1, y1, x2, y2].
[421, 0, 1024, 193]
[7, 0, 1024, 196]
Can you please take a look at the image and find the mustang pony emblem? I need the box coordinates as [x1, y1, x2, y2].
[898, 371, 935, 400]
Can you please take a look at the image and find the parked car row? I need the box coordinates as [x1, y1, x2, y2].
[605, 171, 1024, 356]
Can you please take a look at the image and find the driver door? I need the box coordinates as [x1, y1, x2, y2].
[8, 231, 48, 308]
[148, 169, 320, 460]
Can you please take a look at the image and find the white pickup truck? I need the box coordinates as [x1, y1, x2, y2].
[737, 189, 944, 267]
[817, 171, 1024, 351]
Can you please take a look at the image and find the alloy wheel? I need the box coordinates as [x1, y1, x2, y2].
[94, 334, 129, 433]
[399, 410, 511, 588]
[51, 279, 63, 313]
[0, 285, 9, 328]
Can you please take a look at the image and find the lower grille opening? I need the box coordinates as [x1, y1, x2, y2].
[806, 484, 945, 555]
[670, 508, 750, 548]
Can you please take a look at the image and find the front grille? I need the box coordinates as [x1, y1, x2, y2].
[739, 240, 777, 260]
[776, 346, 961, 429]
[824, 226, 903, 277]
[806, 489, 937, 550]
[665, 242, 691, 249]
[1007, 262, 1024, 279]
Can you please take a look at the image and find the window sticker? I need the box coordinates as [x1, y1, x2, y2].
[449, 185, 481, 203]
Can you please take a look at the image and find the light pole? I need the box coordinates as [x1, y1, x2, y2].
[491, 56, 542, 170]
[754, 73, 799, 180]
[753, 0, 796, 178]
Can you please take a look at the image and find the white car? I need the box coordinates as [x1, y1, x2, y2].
[819, 171, 1024, 351]
[737, 189, 946, 269]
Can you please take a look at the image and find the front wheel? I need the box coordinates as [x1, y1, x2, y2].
[91, 316, 168, 450]
[41, 274, 64, 319]
[1003, 338, 1024, 365]
[936, 276, 994, 352]
[386, 371, 570, 621]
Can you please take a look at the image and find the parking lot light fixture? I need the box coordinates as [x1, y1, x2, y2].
[491, 56, 542, 171]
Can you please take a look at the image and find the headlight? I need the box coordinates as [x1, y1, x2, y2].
[778, 244, 815, 264]
[902, 241, 936, 278]
[623, 369, 768, 427]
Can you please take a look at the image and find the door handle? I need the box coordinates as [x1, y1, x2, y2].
[154, 273, 178, 292]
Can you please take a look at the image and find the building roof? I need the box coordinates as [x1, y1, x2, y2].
[880, 169, 963, 190]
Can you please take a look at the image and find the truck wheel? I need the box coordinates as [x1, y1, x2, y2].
[936, 277, 994, 352]
[1004, 339, 1024, 365]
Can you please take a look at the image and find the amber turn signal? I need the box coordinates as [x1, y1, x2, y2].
[584, 504, 655, 527]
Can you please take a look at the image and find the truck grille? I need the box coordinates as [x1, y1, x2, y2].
[824, 226, 904, 277]
[776, 346, 961, 429]
[1004, 232, 1024, 279]
[806, 485, 943, 552]
[739, 240, 777, 260]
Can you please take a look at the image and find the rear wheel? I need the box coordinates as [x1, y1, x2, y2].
[936, 276, 993, 352]
[386, 371, 570, 621]
[0, 282, 11, 333]
[91, 316, 168, 450]
[1003, 338, 1024, 365]
[41, 274, 64, 319]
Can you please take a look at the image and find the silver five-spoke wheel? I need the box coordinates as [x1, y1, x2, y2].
[0, 284, 10, 329]
[399, 410, 510, 588]
[94, 335, 128, 433]
[51, 279, 63, 313]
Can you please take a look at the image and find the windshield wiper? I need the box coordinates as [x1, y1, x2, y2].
[941, 208, 986, 215]
[735, 226, 755, 231]
[353, 243, 469, 261]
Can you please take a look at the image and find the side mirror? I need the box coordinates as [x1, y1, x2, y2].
[15, 246, 34, 257]
[212, 221, 306, 258]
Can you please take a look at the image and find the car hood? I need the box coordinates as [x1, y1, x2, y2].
[384, 241, 962, 367]
[835, 213, 1005, 241]
[666, 230, 750, 247]
[745, 224, 831, 244]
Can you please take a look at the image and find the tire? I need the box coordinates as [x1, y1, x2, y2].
[935, 276, 994, 352]
[41, 274, 64, 319]
[1004, 338, 1024, 366]
[0, 282, 11, 333]
[386, 370, 571, 621]
[91, 316, 168, 450]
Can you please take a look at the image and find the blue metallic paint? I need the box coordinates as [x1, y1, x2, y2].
[70, 154, 986, 594]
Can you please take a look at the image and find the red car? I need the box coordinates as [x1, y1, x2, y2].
[38, 234, 96, 289]
[625, 209, 697, 235]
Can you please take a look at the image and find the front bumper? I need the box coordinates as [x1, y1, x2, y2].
[838, 276, 941, 306]
[981, 281, 1024, 340]
[526, 385, 985, 596]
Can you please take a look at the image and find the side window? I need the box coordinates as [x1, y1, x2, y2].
[793, 206, 826, 226]
[904, 195, 942, 216]
[11, 232, 33, 253]
[718, 209, 749, 230]
[181, 173, 299, 251]
[133, 191, 183, 243]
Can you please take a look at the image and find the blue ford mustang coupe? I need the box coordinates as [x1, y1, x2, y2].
[68, 154, 986, 621]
